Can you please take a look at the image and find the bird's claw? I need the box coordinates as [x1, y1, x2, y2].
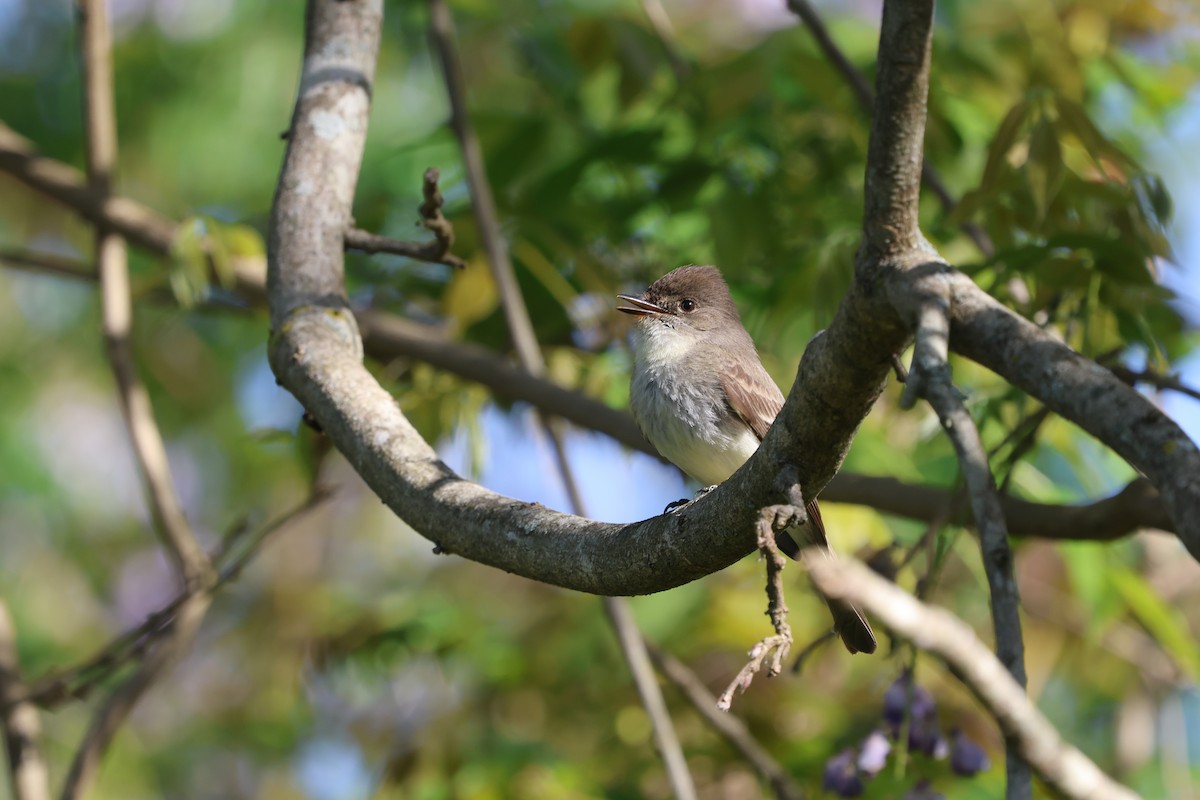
[663, 485, 719, 515]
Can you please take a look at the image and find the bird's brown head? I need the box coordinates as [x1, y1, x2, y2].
[617, 265, 743, 333]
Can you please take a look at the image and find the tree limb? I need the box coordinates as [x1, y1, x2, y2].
[897, 275, 1030, 798]
[269, 0, 814, 597]
[61, 5, 214, 796]
[0, 246, 1178, 543]
[808, 556, 1142, 800]
[786, 0, 994, 257]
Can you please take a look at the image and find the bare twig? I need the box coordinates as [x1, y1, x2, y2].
[809, 556, 1142, 800]
[344, 228, 466, 268]
[601, 599, 697, 800]
[1107, 364, 1200, 403]
[647, 644, 803, 800]
[427, 0, 539, 365]
[0, 247, 92, 280]
[428, 1, 694, 795]
[0, 602, 50, 800]
[344, 168, 466, 268]
[60, 593, 211, 800]
[78, 0, 209, 590]
[63, 4, 214, 796]
[900, 282, 1030, 799]
[717, 504, 797, 711]
[15, 491, 331, 711]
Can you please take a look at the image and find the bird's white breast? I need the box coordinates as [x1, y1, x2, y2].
[630, 323, 761, 486]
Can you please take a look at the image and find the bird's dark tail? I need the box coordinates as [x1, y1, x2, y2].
[776, 500, 878, 655]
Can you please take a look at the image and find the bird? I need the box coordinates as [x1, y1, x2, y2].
[617, 265, 876, 655]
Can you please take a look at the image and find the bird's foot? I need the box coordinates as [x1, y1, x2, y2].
[663, 485, 719, 515]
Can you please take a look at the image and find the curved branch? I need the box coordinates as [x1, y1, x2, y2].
[267, 0, 901, 596]
[0, 247, 1176, 544]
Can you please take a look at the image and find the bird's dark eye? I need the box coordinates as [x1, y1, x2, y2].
[680, 298, 697, 313]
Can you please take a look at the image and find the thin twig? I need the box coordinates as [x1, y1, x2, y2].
[344, 168, 466, 268]
[15, 490, 331, 710]
[60, 593, 210, 800]
[808, 556, 1141, 800]
[0, 247, 93, 280]
[601, 599, 697, 800]
[717, 504, 797, 711]
[427, 2, 696, 796]
[0, 602, 50, 800]
[1107, 365, 1200, 403]
[64, 4, 214, 796]
[647, 644, 803, 800]
[902, 283, 1030, 800]
[79, 0, 209, 590]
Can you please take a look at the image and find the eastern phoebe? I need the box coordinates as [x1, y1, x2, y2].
[618, 265, 876, 655]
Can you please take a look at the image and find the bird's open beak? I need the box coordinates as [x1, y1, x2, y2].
[617, 294, 668, 317]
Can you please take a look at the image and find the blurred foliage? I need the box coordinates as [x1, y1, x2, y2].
[1, 0, 1199, 798]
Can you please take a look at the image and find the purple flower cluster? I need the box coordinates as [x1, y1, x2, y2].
[822, 671, 991, 797]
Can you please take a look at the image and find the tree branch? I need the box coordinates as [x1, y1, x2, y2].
[269, 0, 827, 597]
[61, 5, 215, 796]
[343, 167, 465, 268]
[897, 275, 1030, 798]
[59, 594, 210, 800]
[786, 0, 994, 257]
[943, 271, 1200, 561]
[14, 490, 330, 711]
[0, 245, 1178, 544]
[79, 0, 209, 588]
[808, 556, 1141, 800]
[0, 602, 49, 800]
[859, 0, 933, 262]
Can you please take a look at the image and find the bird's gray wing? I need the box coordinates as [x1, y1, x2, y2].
[719, 358, 785, 442]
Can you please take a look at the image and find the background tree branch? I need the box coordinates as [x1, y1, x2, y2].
[809, 556, 1141, 800]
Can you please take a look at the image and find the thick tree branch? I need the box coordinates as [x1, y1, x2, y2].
[943, 271, 1200, 560]
[809, 556, 1141, 800]
[269, 0, 869, 596]
[0, 603, 49, 800]
[859, 0, 932, 262]
[1, 247, 1177, 544]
